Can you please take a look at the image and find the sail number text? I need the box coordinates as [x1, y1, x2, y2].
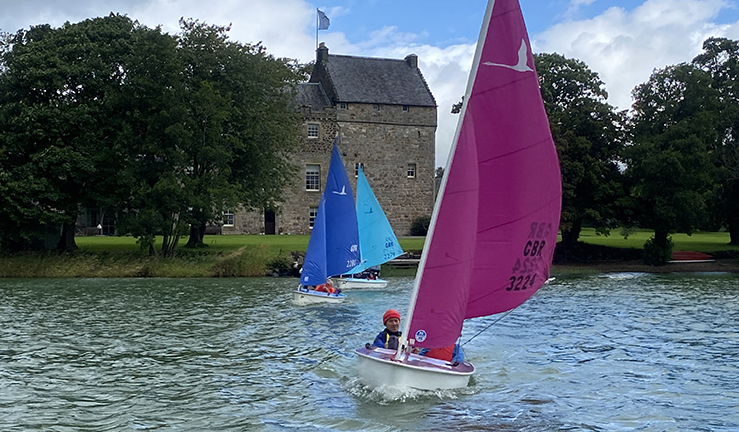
[507, 222, 551, 291]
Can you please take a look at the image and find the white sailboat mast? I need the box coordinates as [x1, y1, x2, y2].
[394, 0, 498, 361]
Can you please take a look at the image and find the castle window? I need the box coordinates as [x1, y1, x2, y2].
[307, 123, 319, 139]
[354, 162, 364, 177]
[407, 163, 416, 179]
[223, 210, 235, 226]
[403, 105, 409, 112]
[340, 102, 348, 109]
[373, 104, 380, 111]
[306, 164, 320, 191]
[309, 207, 318, 228]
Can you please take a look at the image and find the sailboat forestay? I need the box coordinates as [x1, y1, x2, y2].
[356, 0, 562, 390]
[333, 166, 403, 289]
[294, 140, 361, 306]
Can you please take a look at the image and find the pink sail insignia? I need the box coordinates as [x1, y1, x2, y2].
[406, 0, 562, 349]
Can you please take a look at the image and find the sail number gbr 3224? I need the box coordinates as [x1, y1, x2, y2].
[507, 222, 552, 291]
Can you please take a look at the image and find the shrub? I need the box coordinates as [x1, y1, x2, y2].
[642, 236, 674, 266]
[211, 245, 268, 277]
[267, 253, 298, 277]
[410, 216, 431, 236]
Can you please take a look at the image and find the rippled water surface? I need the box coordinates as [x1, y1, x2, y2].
[1, 273, 738, 431]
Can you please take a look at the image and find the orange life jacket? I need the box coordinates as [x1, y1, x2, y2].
[314, 281, 335, 294]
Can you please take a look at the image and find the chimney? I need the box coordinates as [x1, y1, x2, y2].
[405, 54, 418, 69]
[317, 42, 329, 63]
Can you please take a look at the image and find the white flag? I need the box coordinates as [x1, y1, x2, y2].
[317, 9, 330, 30]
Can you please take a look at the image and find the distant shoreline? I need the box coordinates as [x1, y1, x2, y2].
[552, 258, 739, 275]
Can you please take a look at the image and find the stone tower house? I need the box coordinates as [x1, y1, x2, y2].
[226, 44, 437, 236]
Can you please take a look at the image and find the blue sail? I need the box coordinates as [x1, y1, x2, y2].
[300, 195, 327, 286]
[348, 165, 404, 274]
[300, 140, 360, 286]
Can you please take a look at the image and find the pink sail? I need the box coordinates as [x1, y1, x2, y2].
[405, 0, 562, 350]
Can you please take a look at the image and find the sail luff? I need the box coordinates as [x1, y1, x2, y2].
[300, 138, 361, 285]
[323, 141, 361, 278]
[396, 0, 498, 358]
[404, 0, 562, 351]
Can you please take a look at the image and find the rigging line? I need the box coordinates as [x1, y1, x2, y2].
[461, 309, 514, 347]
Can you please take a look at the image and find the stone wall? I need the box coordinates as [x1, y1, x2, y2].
[233, 103, 436, 236]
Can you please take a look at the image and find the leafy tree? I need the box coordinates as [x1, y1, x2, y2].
[174, 19, 302, 248]
[692, 37, 739, 244]
[0, 16, 150, 251]
[112, 24, 189, 256]
[626, 63, 720, 261]
[534, 53, 627, 250]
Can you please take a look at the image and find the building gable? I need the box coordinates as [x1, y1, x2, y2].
[310, 43, 436, 108]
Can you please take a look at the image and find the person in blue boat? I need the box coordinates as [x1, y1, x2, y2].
[372, 309, 402, 349]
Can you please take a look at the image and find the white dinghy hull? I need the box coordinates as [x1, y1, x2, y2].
[332, 278, 388, 289]
[356, 347, 474, 390]
[292, 288, 345, 306]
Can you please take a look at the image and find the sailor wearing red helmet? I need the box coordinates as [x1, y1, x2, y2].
[372, 309, 402, 350]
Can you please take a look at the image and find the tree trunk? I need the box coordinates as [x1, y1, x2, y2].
[185, 221, 208, 248]
[185, 224, 202, 248]
[654, 230, 669, 248]
[560, 220, 582, 250]
[57, 222, 78, 252]
[728, 217, 739, 245]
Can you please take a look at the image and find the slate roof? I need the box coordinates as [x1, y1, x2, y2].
[311, 52, 436, 107]
[295, 83, 331, 111]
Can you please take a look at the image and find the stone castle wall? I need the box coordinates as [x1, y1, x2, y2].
[232, 97, 435, 236]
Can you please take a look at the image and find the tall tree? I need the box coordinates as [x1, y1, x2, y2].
[534, 53, 627, 250]
[626, 63, 720, 254]
[692, 37, 739, 244]
[112, 21, 189, 256]
[175, 19, 301, 248]
[0, 16, 150, 251]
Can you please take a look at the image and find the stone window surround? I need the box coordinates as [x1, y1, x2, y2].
[309, 207, 318, 228]
[307, 123, 319, 139]
[306, 164, 321, 191]
[407, 163, 417, 179]
[223, 210, 235, 226]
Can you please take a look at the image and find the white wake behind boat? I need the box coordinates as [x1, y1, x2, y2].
[356, 0, 562, 390]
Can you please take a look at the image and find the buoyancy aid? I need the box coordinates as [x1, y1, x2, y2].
[314, 281, 335, 294]
[382, 330, 401, 349]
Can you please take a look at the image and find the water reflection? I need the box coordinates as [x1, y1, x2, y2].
[0, 274, 737, 431]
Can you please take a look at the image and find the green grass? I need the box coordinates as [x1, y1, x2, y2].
[577, 228, 739, 254]
[75, 235, 427, 258]
[2, 230, 735, 278]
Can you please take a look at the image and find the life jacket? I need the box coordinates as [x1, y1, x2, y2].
[383, 330, 401, 349]
[314, 281, 335, 294]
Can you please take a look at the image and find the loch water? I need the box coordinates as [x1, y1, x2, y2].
[1, 273, 737, 431]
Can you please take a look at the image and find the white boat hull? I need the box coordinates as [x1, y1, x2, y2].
[292, 288, 346, 305]
[332, 278, 388, 289]
[356, 347, 474, 390]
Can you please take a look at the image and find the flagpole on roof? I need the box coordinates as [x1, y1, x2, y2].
[316, 8, 330, 49]
[316, 8, 319, 49]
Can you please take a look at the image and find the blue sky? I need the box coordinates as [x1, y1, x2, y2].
[2, 0, 739, 167]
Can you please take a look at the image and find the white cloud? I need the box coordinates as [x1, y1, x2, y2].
[533, 0, 739, 110]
